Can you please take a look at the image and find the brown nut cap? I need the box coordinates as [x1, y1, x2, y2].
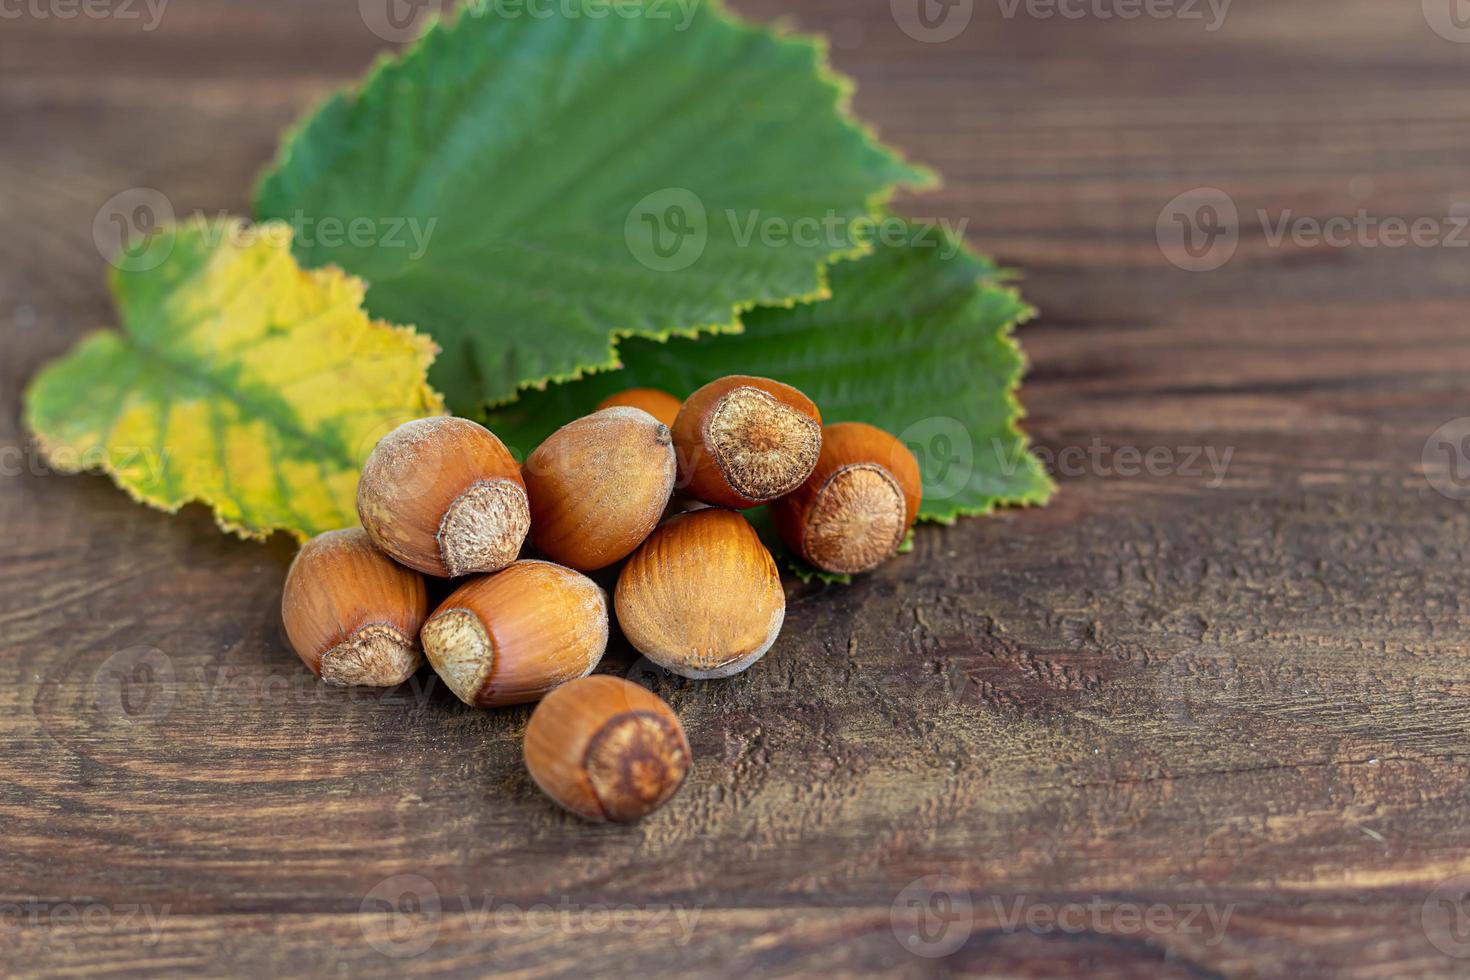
[523, 408, 676, 571]
[596, 388, 682, 429]
[357, 416, 530, 578]
[524, 675, 690, 823]
[614, 508, 784, 679]
[421, 560, 608, 707]
[671, 375, 822, 509]
[771, 422, 923, 575]
[281, 528, 428, 686]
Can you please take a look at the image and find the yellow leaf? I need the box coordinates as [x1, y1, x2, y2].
[24, 218, 446, 541]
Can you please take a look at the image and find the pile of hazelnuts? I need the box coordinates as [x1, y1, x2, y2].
[281, 375, 921, 823]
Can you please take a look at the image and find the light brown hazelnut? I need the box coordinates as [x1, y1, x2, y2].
[523, 407, 676, 571]
[596, 388, 682, 428]
[420, 560, 608, 706]
[614, 508, 784, 679]
[671, 375, 822, 509]
[524, 675, 690, 823]
[357, 416, 530, 578]
[281, 528, 427, 686]
[771, 422, 922, 574]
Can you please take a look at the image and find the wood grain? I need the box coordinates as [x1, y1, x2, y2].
[4, 0, 1470, 976]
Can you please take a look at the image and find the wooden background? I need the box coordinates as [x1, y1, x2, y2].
[4, 0, 1470, 976]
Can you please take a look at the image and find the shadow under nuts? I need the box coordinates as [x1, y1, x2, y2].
[523, 407, 676, 571]
[672, 375, 822, 509]
[357, 417, 530, 578]
[615, 508, 785, 679]
[421, 560, 608, 706]
[524, 675, 690, 823]
[281, 528, 427, 686]
[771, 422, 923, 574]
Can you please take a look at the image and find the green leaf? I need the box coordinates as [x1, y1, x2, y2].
[253, 0, 931, 411]
[24, 219, 446, 541]
[487, 221, 1055, 523]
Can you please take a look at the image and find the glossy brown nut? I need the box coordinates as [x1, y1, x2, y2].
[771, 422, 922, 575]
[671, 375, 822, 509]
[357, 417, 530, 578]
[281, 528, 428, 686]
[614, 508, 784, 679]
[523, 407, 676, 571]
[420, 560, 608, 707]
[596, 388, 682, 428]
[524, 675, 691, 823]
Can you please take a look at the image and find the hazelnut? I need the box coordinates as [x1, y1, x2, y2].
[596, 388, 682, 428]
[672, 375, 822, 508]
[420, 560, 608, 706]
[524, 675, 690, 823]
[615, 508, 784, 679]
[523, 408, 676, 571]
[281, 528, 427, 686]
[357, 417, 530, 578]
[771, 422, 923, 575]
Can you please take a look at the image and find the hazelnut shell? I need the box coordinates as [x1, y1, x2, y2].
[614, 508, 785, 679]
[523, 407, 676, 571]
[421, 560, 608, 707]
[281, 528, 427, 686]
[671, 375, 822, 509]
[357, 416, 530, 578]
[771, 422, 922, 575]
[524, 675, 691, 823]
[596, 388, 682, 428]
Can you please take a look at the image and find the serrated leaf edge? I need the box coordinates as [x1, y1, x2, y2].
[23, 217, 447, 544]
